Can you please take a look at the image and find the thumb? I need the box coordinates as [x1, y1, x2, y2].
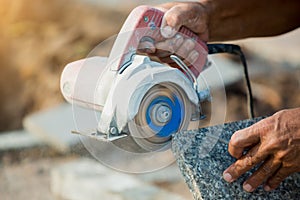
[159, 3, 208, 39]
[160, 6, 183, 38]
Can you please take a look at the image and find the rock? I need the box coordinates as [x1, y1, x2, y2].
[23, 103, 80, 152]
[51, 158, 186, 200]
[136, 164, 183, 184]
[121, 186, 185, 200]
[51, 159, 139, 200]
[0, 130, 43, 151]
[172, 118, 300, 200]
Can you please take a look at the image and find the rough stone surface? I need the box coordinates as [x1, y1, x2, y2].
[172, 118, 300, 200]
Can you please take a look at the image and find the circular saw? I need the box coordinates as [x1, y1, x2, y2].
[60, 6, 212, 156]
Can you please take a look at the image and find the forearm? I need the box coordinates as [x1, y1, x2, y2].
[205, 0, 300, 41]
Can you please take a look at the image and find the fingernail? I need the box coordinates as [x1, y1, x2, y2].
[145, 46, 155, 53]
[264, 185, 271, 191]
[140, 41, 155, 53]
[243, 183, 253, 192]
[175, 35, 183, 46]
[161, 26, 176, 38]
[223, 173, 233, 182]
[185, 39, 195, 50]
[175, 34, 182, 39]
[190, 51, 199, 62]
[145, 48, 154, 54]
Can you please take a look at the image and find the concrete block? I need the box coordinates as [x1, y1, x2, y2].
[0, 130, 43, 151]
[136, 164, 183, 184]
[51, 159, 140, 200]
[172, 118, 300, 200]
[51, 158, 186, 200]
[23, 103, 80, 152]
[121, 186, 185, 200]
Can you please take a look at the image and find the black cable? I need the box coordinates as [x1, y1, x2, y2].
[207, 43, 255, 119]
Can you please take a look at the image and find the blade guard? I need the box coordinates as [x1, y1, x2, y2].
[97, 55, 199, 134]
[60, 57, 109, 111]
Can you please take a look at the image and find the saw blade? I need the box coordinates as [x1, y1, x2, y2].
[128, 82, 192, 152]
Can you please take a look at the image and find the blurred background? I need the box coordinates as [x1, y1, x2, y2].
[0, 0, 299, 199]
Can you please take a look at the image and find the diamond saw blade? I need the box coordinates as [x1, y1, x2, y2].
[128, 82, 192, 152]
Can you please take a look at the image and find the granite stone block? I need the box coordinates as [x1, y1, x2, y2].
[172, 118, 300, 200]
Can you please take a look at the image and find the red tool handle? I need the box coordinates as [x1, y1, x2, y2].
[108, 6, 208, 77]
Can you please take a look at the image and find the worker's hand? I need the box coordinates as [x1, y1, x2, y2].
[223, 108, 300, 192]
[137, 2, 209, 67]
[157, 2, 209, 41]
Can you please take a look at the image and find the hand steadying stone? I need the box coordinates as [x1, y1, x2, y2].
[223, 108, 300, 192]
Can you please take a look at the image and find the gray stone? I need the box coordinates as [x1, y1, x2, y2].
[136, 164, 183, 184]
[51, 158, 141, 200]
[172, 118, 300, 200]
[0, 130, 43, 151]
[121, 186, 185, 200]
[23, 103, 80, 152]
[51, 158, 186, 200]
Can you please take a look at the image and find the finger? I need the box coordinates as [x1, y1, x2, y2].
[223, 144, 267, 183]
[155, 49, 172, 58]
[160, 3, 207, 38]
[185, 50, 199, 66]
[175, 38, 196, 60]
[160, 4, 193, 38]
[264, 167, 291, 191]
[176, 54, 197, 69]
[147, 55, 161, 63]
[229, 118, 274, 159]
[155, 34, 184, 57]
[158, 56, 175, 64]
[158, 55, 188, 70]
[158, 57, 188, 72]
[168, 62, 180, 68]
[242, 157, 281, 192]
[229, 128, 261, 159]
[137, 36, 156, 54]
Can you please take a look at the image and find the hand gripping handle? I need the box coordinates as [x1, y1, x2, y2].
[108, 6, 208, 77]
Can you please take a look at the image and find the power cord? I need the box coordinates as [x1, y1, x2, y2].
[207, 44, 254, 119]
